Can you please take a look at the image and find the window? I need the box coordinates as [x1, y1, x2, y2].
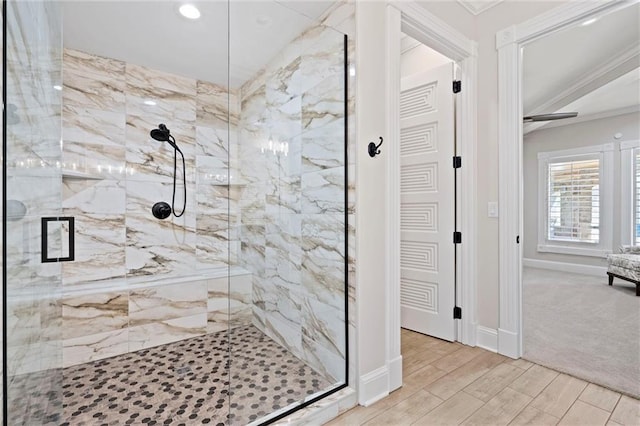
[621, 141, 640, 246]
[538, 144, 613, 257]
[547, 157, 600, 244]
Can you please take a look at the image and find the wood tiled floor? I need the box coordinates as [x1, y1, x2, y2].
[327, 329, 640, 425]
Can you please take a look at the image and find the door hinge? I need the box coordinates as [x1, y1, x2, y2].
[453, 306, 462, 319]
[453, 231, 462, 244]
[453, 80, 462, 93]
[453, 156, 462, 169]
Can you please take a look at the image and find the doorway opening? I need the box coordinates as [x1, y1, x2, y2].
[398, 33, 458, 345]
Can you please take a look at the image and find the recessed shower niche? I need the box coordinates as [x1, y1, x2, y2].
[2, 0, 351, 424]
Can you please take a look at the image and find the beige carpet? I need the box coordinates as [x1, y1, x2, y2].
[523, 267, 640, 398]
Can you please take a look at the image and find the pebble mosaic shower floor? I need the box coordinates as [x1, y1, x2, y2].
[9, 325, 333, 425]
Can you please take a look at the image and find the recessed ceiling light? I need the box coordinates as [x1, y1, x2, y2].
[581, 17, 598, 26]
[179, 4, 201, 20]
[144, 100, 157, 106]
[53, 85, 62, 91]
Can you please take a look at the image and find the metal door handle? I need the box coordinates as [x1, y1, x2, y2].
[41, 216, 75, 263]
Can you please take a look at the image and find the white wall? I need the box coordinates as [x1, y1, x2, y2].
[400, 35, 452, 77]
[355, 0, 389, 403]
[523, 112, 640, 267]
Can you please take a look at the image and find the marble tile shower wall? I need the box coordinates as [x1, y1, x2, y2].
[237, 6, 355, 383]
[52, 49, 246, 367]
[4, 0, 64, 411]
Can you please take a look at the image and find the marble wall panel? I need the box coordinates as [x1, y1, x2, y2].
[268, 96, 303, 142]
[240, 83, 267, 124]
[63, 49, 125, 112]
[6, 299, 41, 348]
[7, 343, 45, 376]
[301, 122, 344, 174]
[266, 177, 301, 217]
[125, 173, 195, 227]
[207, 274, 252, 332]
[301, 254, 345, 312]
[125, 114, 196, 184]
[129, 281, 207, 327]
[129, 313, 207, 352]
[62, 141, 126, 179]
[266, 56, 302, 102]
[6, 214, 63, 295]
[197, 80, 238, 127]
[240, 224, 266, 276]
[301, 166, 347, 214]
[127, 63, 196, 97]
[125, 180, 196, 277]
[6, 173, 62, 217]
[301, 76, 344, 134]
[302, 336, 345, 383]
[297, 34, 345, 96]
[62, 212, 126, 285]
[238, 9, 350, 385]
[60, 47, 240, 286]
[265, 216, 302, 287]
[301, 297, 345, 359]
[63, 104, 125, 147]
[61, 291, 128, 339]
[196, 127, 229, 170]
[254, 281, 302, 327]
[62, 329, 129, 368]
[63, 179, 126, 214]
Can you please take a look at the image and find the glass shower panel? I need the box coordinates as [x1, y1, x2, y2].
[4, 0, 64, 424]
[230, 2, 347, 423]
[6, 0, 235, 424]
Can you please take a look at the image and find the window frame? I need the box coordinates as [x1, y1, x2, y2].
[537, 143, 614, 257]
[620, 140, 640, 247]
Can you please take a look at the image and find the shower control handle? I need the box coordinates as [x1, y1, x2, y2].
[152, 201, 172, 220]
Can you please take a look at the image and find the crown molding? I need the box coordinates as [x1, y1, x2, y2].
[457, 0, 503, 16]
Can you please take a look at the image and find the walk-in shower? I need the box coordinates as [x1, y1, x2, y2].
[2, 1, 350, 424]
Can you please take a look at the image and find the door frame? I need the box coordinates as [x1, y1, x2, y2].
[496, 0, 634, 358]
[385, 2, 478, 390]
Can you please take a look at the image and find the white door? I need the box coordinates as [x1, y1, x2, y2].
[399, 63, 456, 341]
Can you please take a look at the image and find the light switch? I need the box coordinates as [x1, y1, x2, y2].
[488, 202, 498, 218]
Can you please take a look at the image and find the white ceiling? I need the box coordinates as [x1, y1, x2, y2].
[62, 1, 335, 89]
[523, 2, 640, 132]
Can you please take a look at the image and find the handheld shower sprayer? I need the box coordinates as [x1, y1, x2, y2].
[150, 124, 187, 219]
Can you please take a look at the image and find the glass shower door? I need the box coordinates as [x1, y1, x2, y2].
[4, 0, 65, 424]
[229, 2, 348, 423]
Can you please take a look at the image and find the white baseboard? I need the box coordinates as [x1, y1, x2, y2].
[498, 328, 519, 359]
[358, 366, 389, 406]
[388, 355, 403, 392]
[476, 326, 498, 353]
[523, 258, 607, 277]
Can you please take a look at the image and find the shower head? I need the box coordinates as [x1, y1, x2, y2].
[150, 124, 182, 153]
[150, 124, 171, 142]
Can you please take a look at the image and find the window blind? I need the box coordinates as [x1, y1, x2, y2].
[547, 158, 600, 244]
[635, 149, 640, 243]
